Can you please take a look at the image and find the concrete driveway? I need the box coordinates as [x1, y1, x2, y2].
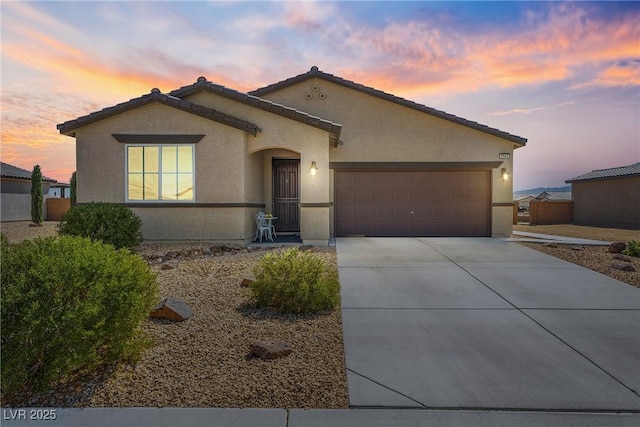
[337, 237, 640, 410]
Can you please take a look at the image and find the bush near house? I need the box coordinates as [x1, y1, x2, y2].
[58, 202, 143, 249]
[0, 235, 157, 398]
[250, 248, 340, 314]
[623, 241, 640, 258]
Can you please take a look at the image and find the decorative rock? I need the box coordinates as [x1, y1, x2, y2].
[160, 259, 179, 270]
[608, 242, 627, 254]
[250, 340, 294, 360]
[150, 298, 193, 321]
[613, 254, 631, 262]
[201, 247, 211, 255]
[166, 251, 180, 259]
[240, 278, 254, 288]
[571, 246, 583, 251]
[543, 242, 558, 248]
[299, 245, 314, 252]
[611, 261, 635, 272]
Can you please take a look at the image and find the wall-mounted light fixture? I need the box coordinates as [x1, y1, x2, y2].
[502, 168, 510, 181]
[309, 161, 318, 176]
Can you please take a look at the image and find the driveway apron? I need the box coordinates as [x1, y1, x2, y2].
[337, 237, 640, 410]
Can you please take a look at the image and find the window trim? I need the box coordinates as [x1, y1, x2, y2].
[125, 143, 196, 203]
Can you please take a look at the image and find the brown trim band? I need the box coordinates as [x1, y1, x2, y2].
[113, 134, 205, 144]
[492, 202, 515, 207]
[300, 203, 332, 208]
[125, 202, 265, 208]
[329, 161, 503, 170]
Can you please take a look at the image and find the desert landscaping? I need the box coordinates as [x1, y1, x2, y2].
[1, 221, 638, 407]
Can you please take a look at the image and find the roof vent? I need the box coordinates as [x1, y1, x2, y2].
[150, 88, 161, 94]
[197, 76, 207, 83]
[310, 66, 319, 72]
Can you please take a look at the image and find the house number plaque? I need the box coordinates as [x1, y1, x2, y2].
[499, 153, 510, 159]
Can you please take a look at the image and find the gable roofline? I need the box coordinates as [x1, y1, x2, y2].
[170, 77, 342, 145]
[57, 89, 262, 137]
[250, 66, 527, 147]
[565, 162, 640, 183]
[1, 162, 57, 183]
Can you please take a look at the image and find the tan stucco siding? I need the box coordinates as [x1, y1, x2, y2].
[260, 78, 516, 237]
[132, 207, 249, 241]
[182, 91, 333, 242]
[73, 102, 247, 204]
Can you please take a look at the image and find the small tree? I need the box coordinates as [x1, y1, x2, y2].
[70, 171, 77, 206]
[30, 165, 44, 225]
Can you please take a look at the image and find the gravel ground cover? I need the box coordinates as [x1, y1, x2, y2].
[513, 224, 640, 289]
[1, 222, 348, 408]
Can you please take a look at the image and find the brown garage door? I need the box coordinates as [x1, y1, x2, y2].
[335, 170, 491, 237]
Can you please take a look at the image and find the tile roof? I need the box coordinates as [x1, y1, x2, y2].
[566, 162, 640, 183]
[57, 89, 262, 137]
[250, 66, 528, 146]
[170, 77, 342, 145]
[1, 162, 57, 182]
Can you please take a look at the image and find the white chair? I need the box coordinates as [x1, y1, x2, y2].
[255, 214, 273, 242]
[257, 211, 277, 239]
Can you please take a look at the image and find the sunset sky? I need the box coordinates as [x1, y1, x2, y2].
[1, 1, 639, 190]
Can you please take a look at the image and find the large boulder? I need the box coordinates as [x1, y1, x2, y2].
[611, 261, 635, 272]
[608, 242, 627, 254]
[150, 298, 193, 321]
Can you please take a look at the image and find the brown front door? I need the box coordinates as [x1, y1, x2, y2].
[273, 159, 300, 232]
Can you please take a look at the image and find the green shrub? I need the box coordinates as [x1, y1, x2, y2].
[1, 235, 157, 397]
[58, 202, 143, 249]
[250, 248, 339, 314]
[622, 240, 640, 258]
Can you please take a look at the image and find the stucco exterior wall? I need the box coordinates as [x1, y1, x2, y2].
[260, 78, 517, 237]
[183, 92, 333, 243]
[131, 206, 248, 241]
[1, 193, 32, 221]
[572, 177, 640, 229]
[74, 102, 248, 205]
[73, 102, 263, 240]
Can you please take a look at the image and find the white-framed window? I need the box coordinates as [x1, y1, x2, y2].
[126, 145, 195, 201]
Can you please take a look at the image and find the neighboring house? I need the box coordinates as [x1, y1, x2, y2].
[514, 195, 535, 210]
[49, 183, 71, 198]
[1, 162, 56, 221]
[57, 66, 527, 244]
[566, 162, 640, 229]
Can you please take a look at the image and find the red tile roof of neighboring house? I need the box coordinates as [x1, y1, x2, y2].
[250, 66, 528, 146]
[566, 162, 640, 183]
[57, 89, 262, 137]
[170, 77, 342, 145]
[1, 162, 57, 182]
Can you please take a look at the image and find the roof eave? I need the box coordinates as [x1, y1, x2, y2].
[57, 91, 261, 137]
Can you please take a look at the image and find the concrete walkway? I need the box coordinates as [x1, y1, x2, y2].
[507, 230, 613, 245]
[337, 238, 640, 413]
[5, 237, 639, 426]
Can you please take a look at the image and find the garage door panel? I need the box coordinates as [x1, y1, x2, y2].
[335, 170, 491, 237]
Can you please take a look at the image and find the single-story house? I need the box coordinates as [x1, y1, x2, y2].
[566, 162, 640, 229]
[57, 66, 527, 244]
[1, 162, 56, 221]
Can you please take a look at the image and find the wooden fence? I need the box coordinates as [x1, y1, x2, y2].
[529, 200, 573, 225]
[46, 198, 71, 221]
